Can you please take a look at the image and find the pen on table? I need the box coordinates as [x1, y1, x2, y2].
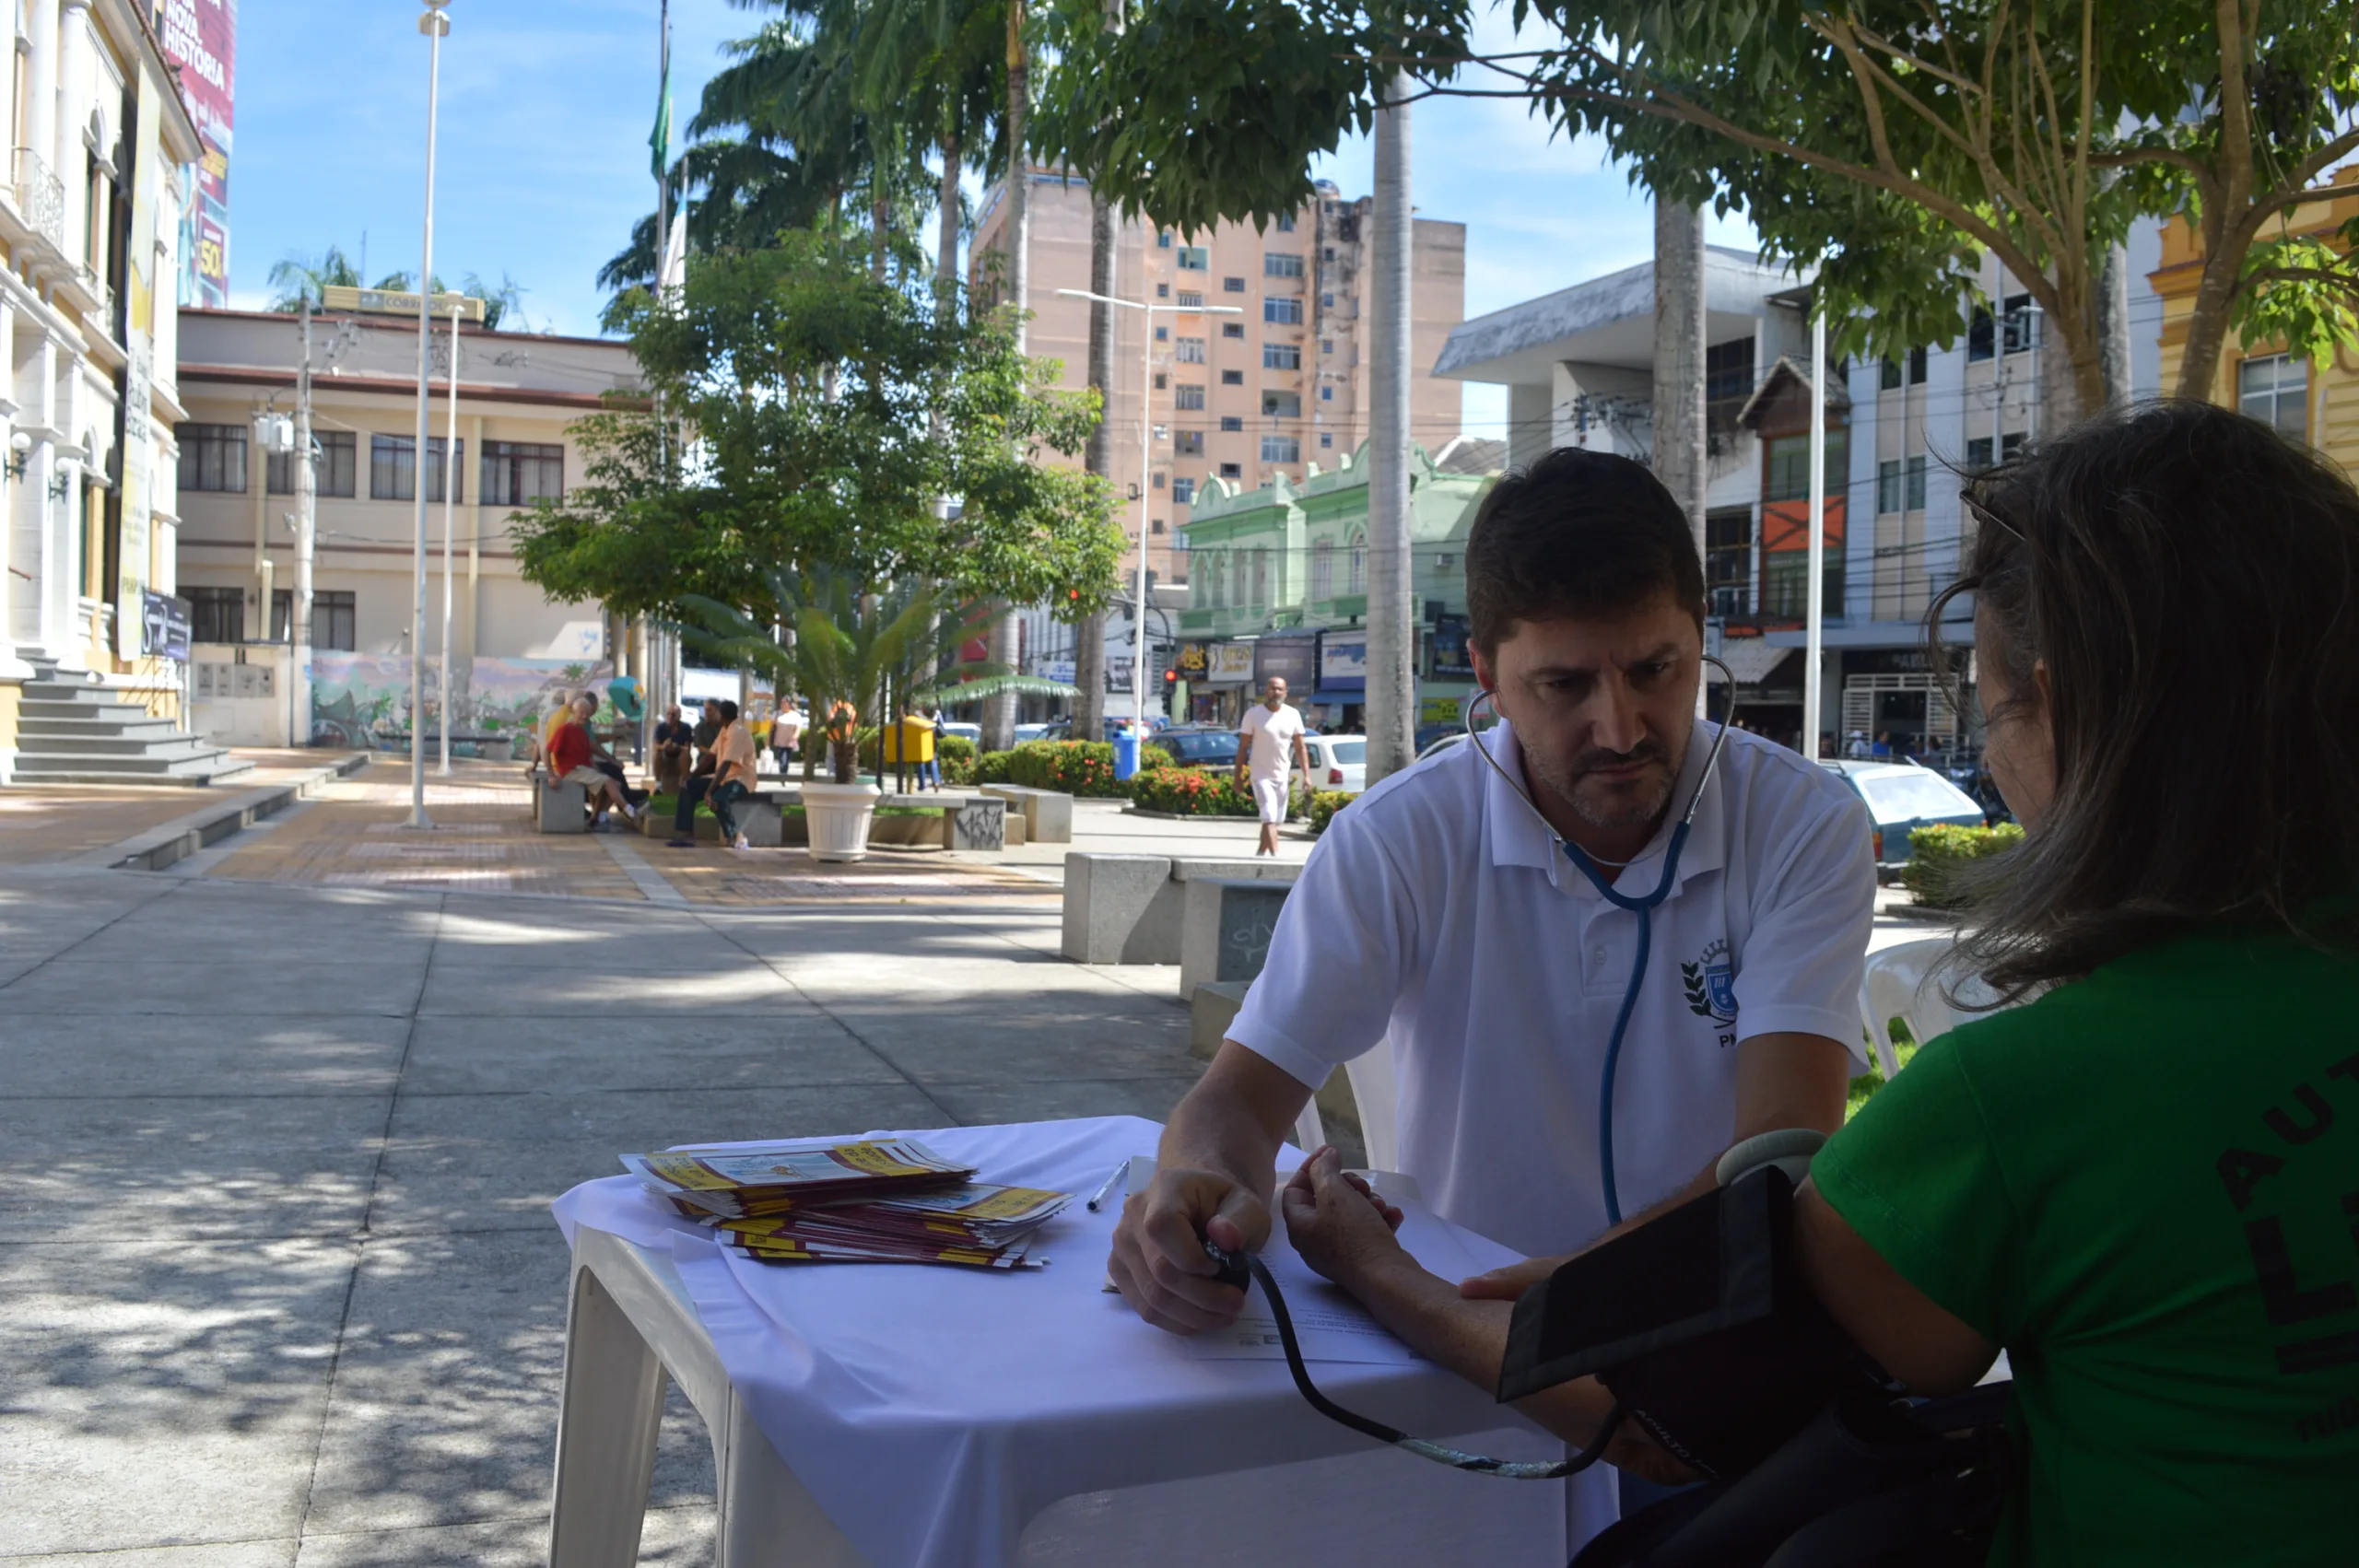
[1086, 1161, 1127, 1212]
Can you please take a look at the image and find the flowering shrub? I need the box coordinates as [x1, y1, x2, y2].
[1130, 766, 1306, 817]
[1006, 740, 1172, 797]
[1306, 790, 1356, 835]
[973, 748, 1015, 785]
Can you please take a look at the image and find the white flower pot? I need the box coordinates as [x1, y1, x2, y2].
[800, 780, 881, 861]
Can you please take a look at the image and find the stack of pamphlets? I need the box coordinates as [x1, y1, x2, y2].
[622, 1138, 1072, 1270]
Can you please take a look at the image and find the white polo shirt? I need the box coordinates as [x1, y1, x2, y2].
[1229, 718, 1873, 1258]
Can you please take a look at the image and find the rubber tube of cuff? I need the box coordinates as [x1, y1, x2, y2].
[1241, 1250, 1624, 1480]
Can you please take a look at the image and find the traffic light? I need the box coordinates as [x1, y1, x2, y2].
[1163, 668, 1178, 685]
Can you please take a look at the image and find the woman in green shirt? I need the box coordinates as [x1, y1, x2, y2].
[1279, 401, 2359, 1562]
[1798, 402, 2359, 1563]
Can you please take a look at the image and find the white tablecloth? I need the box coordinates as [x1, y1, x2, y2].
[553, 1115, 1611, 1568]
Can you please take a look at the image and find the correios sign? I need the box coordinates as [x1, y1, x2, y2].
[320, 286, 488, 323]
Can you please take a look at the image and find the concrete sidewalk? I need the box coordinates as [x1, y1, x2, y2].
[0, 863, 1203, 1566]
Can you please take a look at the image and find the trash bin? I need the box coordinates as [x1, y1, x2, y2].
[1113, 728, 1141, 780]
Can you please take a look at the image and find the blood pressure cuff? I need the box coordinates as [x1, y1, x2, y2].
[1496, 1166, 1884, 1480]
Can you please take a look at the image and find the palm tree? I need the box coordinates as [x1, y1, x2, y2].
[265, 245, 362, 310]
[677, 568, 1071, 784]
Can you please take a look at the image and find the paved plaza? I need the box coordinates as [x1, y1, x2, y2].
[0, 760, 1927, 1564]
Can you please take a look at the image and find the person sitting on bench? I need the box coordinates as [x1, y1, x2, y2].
[546, 702, 640, 828]
[667, 699, 757, 850]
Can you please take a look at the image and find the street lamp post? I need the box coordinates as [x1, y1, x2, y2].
[438, 298, 460, 776]
[1055, 287, 1241, 730]
[407, 0, 451, 829]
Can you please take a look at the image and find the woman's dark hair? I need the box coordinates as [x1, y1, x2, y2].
[1465, 447, 1705, 656]
[1931, 399, 2359, 997]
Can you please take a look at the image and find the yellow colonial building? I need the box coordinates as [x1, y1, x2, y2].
[2150, 181, 2359, 471]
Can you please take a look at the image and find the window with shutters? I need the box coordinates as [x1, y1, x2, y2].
[177, 425, 248, 493]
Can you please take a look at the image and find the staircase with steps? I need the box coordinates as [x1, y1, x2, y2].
[9, 659, 252, 786]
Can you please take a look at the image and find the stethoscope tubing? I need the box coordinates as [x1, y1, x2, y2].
[1462, 655, 1735, 1224]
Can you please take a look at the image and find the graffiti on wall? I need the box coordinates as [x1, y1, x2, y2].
[308, 653, 616, 755]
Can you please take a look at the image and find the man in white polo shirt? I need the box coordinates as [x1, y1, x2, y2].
[1235, 676, 1312, 856]
[1108, 446, 1873, 1515]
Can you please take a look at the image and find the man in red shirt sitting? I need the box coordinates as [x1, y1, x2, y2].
[547, 704, 641, 829]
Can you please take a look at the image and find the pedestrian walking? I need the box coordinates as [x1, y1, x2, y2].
[1234, 676, 1310, 857]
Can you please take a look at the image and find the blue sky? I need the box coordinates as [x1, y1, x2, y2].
[227, 2, 1755, 433]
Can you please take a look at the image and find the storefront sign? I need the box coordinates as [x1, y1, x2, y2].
[1202, 642, 1256, 685]
[1430, 614, 1474, 679]
[1319, 630, 1367, 689]
[1421, 695, 1465, 725]
[1253, 637, 1318, 691]
[1177, 642, 1210, 678]
[1039, 659, 1076, 685]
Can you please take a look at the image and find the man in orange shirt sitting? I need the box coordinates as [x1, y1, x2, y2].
[546, 702, 641, 829]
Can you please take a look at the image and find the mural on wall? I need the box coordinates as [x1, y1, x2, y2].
[308, 653, 617, 756]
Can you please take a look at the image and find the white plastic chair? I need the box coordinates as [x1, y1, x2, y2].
[1859, 937, 2012, 1077]
[1286, 1045, 1399, 1176]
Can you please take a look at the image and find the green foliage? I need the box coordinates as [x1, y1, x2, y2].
[1305, 789, 1356, 835]
[1130, 765, 1306, 817]
[973, 748, 1015, 785]
[1901, 822, 2027, 909]
[1036, 0, 1465, 234]
[673, 568, 951, 784]
[1003, 739, 1168, 796]
[1846, 1019, 1920, 1120]
[515, 232, 1122, 624]
[1041, 0, 2359, 407]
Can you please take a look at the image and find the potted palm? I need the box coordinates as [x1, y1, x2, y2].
[680, 569, 1072, 861]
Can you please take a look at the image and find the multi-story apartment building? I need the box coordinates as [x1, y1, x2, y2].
[171, 303, 645, 749]
[970, 171, 1464, 599]
[0, 0, 208, 783]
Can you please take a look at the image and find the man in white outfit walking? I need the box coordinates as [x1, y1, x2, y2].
[1235, 676, 1311, 856]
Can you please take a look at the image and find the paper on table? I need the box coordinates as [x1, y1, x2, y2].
[1184, 1241, 1424, 1367]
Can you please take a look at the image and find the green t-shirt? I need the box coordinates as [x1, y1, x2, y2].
[1814, 925, 2359, 1566]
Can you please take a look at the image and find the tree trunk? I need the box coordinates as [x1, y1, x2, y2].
[1364, 72, 1417, 787]
[983, 0, 1033, 755]
[873, 181, 891, 283]
[1652, 198, 1708, 574]
[2175, 251, 2244, 404]
[937, 124, 963, 309]
[2097, 239, 2132, 409]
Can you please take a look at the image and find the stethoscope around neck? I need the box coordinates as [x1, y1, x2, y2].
[1461, 654, 1737, 1224]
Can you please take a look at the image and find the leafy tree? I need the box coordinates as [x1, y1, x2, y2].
[514, 231, 1123, 631]
[1039, 0, 2359, 416]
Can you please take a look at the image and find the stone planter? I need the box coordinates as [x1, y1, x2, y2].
[801, 780, 882, 861]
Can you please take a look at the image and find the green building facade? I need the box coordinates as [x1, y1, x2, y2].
[1176, 443, 1495, 731]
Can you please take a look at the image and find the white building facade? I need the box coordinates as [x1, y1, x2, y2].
[0, 0, 205, 781]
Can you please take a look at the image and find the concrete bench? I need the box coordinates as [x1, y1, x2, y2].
[979, 784, 1074, 844]
[1060, 853, 1297, 965]
[536, 780, 589, 834]
[1179, 876, 1295, 1000]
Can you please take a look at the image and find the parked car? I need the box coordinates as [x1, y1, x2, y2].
[1154, 725, 1245, 769]
[1818, 760, 1989, 879]
[1011, 721, 1060, 744]
[940, 721, 981, 748]
[1306, 734, 1367, 793]
[1036, 716, 1168, 743]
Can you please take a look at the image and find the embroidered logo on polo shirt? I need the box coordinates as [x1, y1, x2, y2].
[1682, 938, 1737, 1029]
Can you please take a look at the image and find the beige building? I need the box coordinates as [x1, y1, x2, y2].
[971, 172, 1465, 591]
[0, 0, 209, 782]
[171, 306, 642, 743]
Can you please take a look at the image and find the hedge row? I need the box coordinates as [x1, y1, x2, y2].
[1900, 822, 2025, 907]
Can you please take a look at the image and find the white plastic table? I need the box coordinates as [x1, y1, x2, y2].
[547, 1117, 1593, 1568]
